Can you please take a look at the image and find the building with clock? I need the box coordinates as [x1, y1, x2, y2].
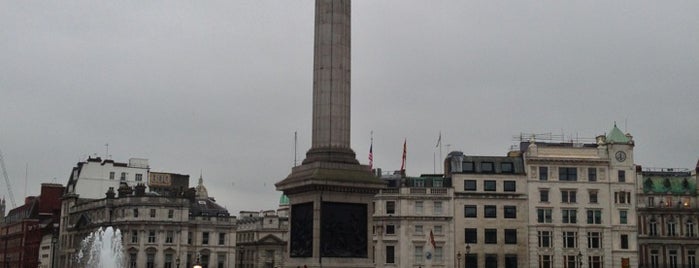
[521, 124, 638, 268]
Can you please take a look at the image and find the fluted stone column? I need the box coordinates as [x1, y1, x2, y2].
[304, 0, 357, 165]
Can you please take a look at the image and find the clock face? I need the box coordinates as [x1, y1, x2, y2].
[615, 151, 627, 162]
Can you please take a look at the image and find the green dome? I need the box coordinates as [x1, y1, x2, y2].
[279, 194, 289, 206]
[607, 123, 631, 143]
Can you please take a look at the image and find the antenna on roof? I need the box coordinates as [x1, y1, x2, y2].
[105, 143, 109, 159]
[294, 131, 298, 167]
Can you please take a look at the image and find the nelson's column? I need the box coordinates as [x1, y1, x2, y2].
[275, 1, 385, 267]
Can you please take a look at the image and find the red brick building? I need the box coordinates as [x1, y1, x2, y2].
[0, 183, 63, 268]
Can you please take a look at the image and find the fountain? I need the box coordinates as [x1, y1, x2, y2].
[77, 226, 124, 268]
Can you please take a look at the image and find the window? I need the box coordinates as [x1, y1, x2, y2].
[484, 229, 497, 244]
[562, 209, 577, 224]
[217, 255, 225, 268]
[667, 219, 677, 236]
[688, 250, 696, 268]
[614, 191, 631, 204]
[589, 256, 602, 268]
[148, 230, 156, 243]
[588, 190, 598, 204]
[121, 172, 127, 181]
[187, 232, 192, 244]
[129, 253, 137, 268]
[540, 189, 549, 202]
[434, 225, 443, 235]
[386, 246, 395, 264]
[433, 178, 443, 188]
[504, 206, 517, 219]
[539, 167, 548, 181]
[561, 190, 577, 203]
[485, 254, 497, 268]
[414, 245, 423, 264]
[620, 234, 628, 249]
[586, 209, 602, 224]
[564, 255, 577, 268]
[109, 172, 115, 180]
[415, 201, 423, 215]
[537, 208, 552, 223]
[588, 232, 601, 248]
[687, 220, 695, 237]
[146, 253, 155, 268]
[131, 230, 138, 243]
[618, 170, 626, 182]
[168, 209, 174, 219]
[464, 180, 477, 191]
[484, 180, 496, 191]
[650, 250, 659, 268]
[648, 196, 655, 207]
[414, 178, 425, 187]
[150, 209, 156, 218]
[465, 205, 477, 218]
[415, 225, 423, 235]
[166, 231, 174, 244]
[539, 255, 552, 268]
[481, 162, 494, 173]
[504, 181, 516, 192]
[619, 210, 628, 224]
[135, 173, 143, 181]
[386, 225, 395, 235]
[505, 229, 517, 244]
[563, 231, 577, 248]
[465, 254, 478, 268]
[434, 201, 443, 215]
[505, 255, 517, 268]
[133, 209, 139, 218]
[434, 247, 443, 262]
[649, 219, 658, 236]
[219, 233, 225, 245]
[670, 250, 678, 268]
[463, 161, 475, 172]
[484, 205, 497, 218]
[465, 228, 477, 243]
[559, 167, 577, 181]
[165, 253, 173, 268]
[203, 232, 209, 245]
[386, 201, 395, 214]
[538, 231, 552, 248]
[588, 168, 597, 181]
[501, 162, 514, 173]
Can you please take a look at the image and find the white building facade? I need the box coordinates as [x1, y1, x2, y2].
[522, 125, 638, 268]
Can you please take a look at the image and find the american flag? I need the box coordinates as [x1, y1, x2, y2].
[368, 144, 373, 170]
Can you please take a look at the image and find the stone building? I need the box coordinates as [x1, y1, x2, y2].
[445, 152, 529, 268]
[0, 183, 63, 268]
[636, 164, 699, 268]
[58, 157, 237, 268]
[521, 125, 638, 268]
[64, 156, 150, 199]
[373, 172, 454, 268]
[236, 204, 289, 268]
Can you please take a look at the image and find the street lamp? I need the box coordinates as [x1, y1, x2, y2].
[456, 251, 461, 268]
[193, 254, 202, 268]
[578, 251, 583, 268]
[238, 246, 245, 268]
[465, 244, 471, 268]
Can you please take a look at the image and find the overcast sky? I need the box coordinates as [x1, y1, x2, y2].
[1, 1, 697, 212]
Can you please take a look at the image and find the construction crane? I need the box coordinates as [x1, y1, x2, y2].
[0, 149, 17, 208]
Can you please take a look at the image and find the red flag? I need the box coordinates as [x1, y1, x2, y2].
[368, 144, 373, 170]
[429, 229, 436, 248]
[400, 139, 407, 171]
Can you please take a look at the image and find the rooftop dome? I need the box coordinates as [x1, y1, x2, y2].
[606, 123, 631, 144]
[279, 194, 289, 206]
[195, 174, 208, 199]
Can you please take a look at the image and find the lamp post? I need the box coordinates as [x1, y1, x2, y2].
[51, 223, 59, 268]
[456, 251, 461, 268]
[238, 246, 244, 268]
[465, 244, 471, 268]
[578, 251, 583, 268]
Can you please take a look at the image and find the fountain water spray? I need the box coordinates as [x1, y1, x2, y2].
[77, 226, 124, 268]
